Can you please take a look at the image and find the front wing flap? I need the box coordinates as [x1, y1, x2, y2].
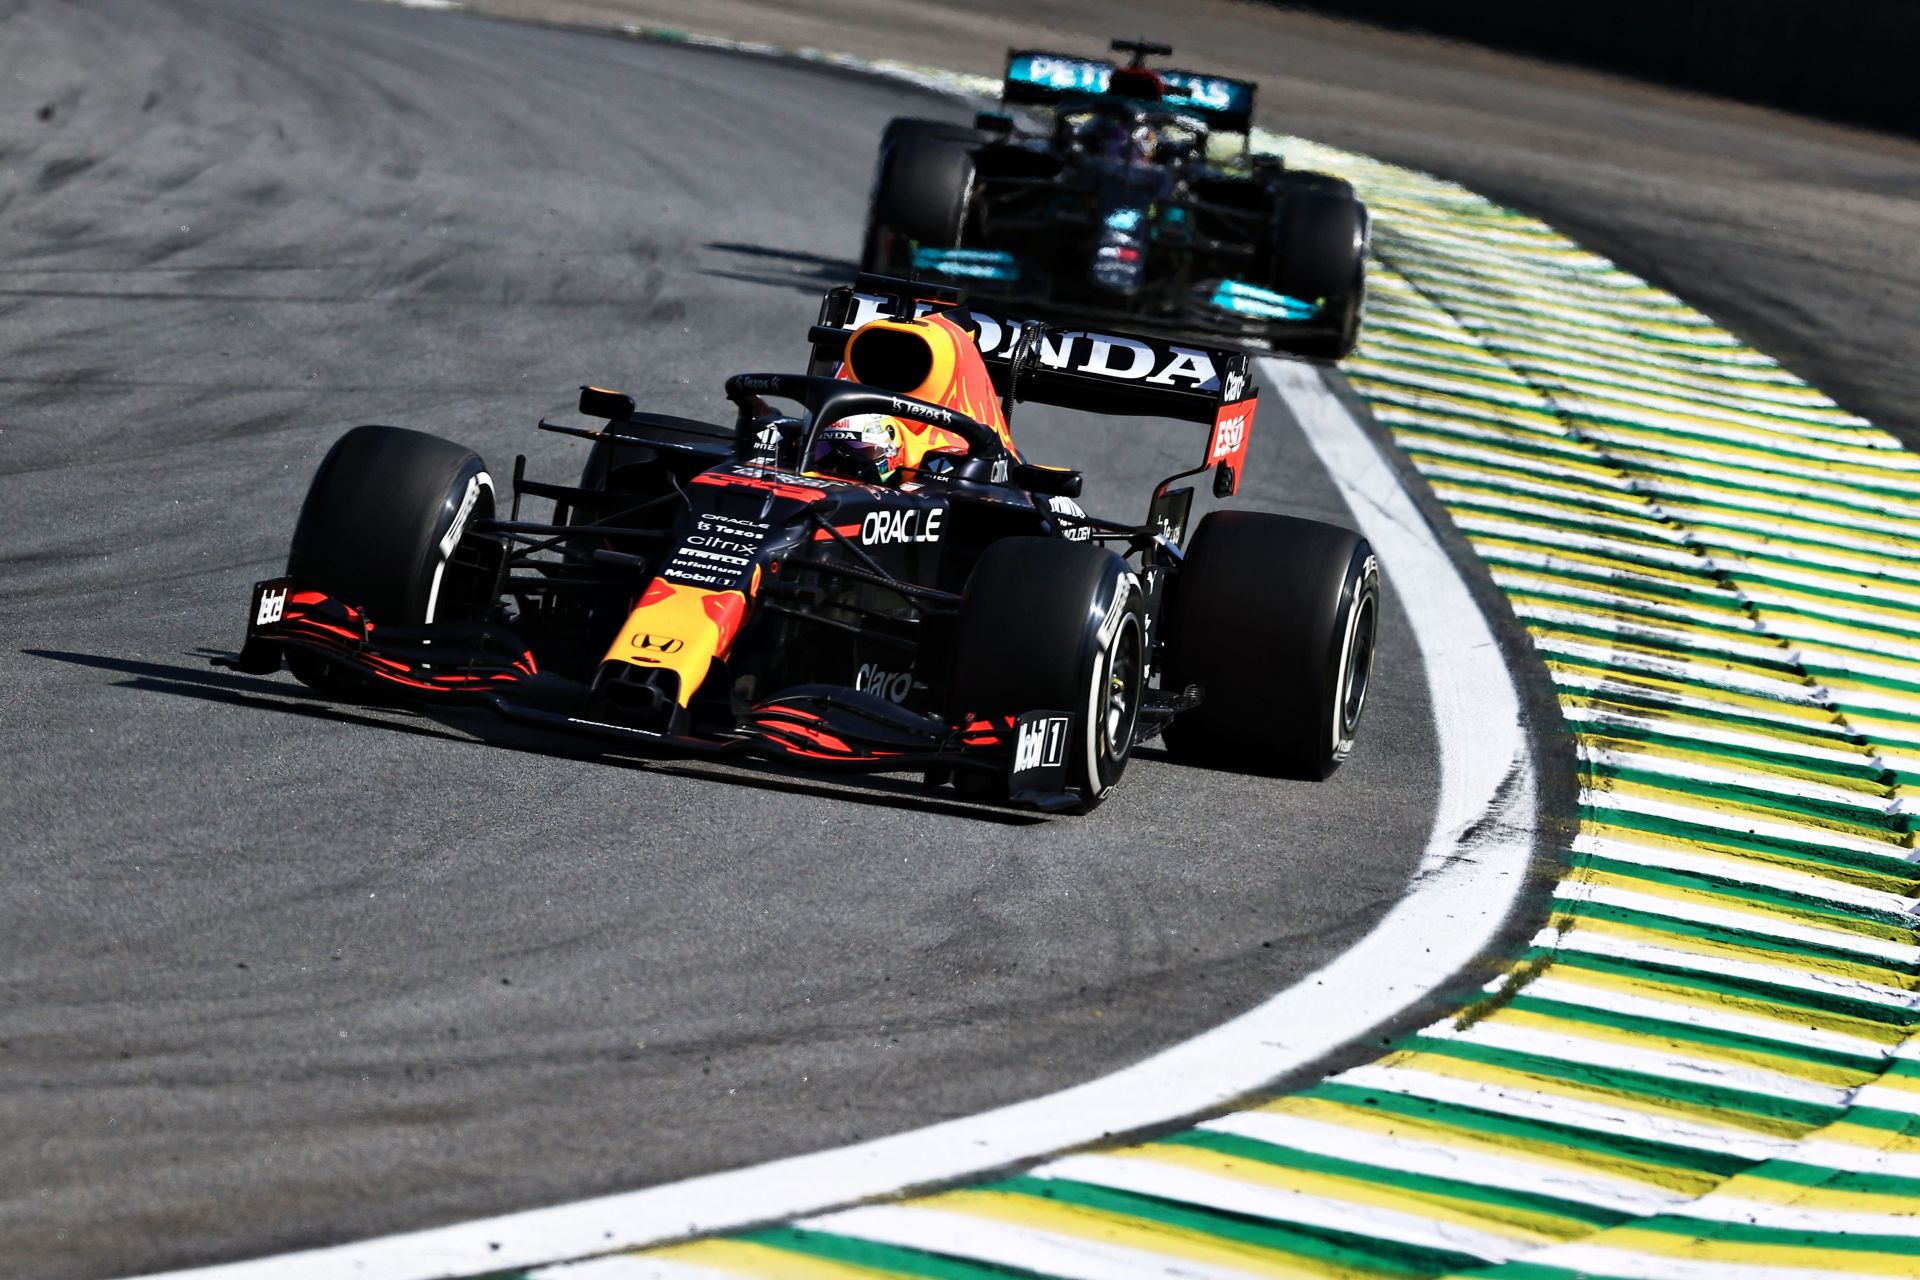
[216, 578, 539, 693]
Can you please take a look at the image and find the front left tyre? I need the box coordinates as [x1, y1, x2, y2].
[1265, 176, 1370, 361]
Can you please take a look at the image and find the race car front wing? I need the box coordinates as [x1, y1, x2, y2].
[215, 579, 1080, 810]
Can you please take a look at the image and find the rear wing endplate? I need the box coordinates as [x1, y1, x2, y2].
[809, 277, 1256, 496]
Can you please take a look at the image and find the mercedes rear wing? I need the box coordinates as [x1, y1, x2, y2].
[1000, 48, 1257, 135]
[808, 276, 1256, 497]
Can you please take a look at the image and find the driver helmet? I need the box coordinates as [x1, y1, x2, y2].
[1074, 113, 1155, 165]
[810, 413, 905, 485]
[1129, 120, 1158, 163]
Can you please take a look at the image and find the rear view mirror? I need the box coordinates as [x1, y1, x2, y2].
[579, 385, 635, 422]
[1148, 484, 1194, 547]
[1015, 463, 1083, 498]
[973, 111, 1014, 134]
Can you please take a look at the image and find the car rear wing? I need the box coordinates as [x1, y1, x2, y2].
[1000, 49, 1257, 135]
[808, 276, 1257, 497]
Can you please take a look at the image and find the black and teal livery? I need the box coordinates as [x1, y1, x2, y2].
[860, 39, 1369, 361]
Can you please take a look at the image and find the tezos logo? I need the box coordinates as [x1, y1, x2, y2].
[855, 662, 912, 703]
[861, 507, 944, 546]
[891, 397, 952, 426]
[1014, 715, 1069, 773]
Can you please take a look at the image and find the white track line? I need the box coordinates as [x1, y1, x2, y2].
[131, 361, 1531, 1280]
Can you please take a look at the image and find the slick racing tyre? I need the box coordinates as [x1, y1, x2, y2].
[1162, 511, 1379, 780]
[949, 538, 1145, 808]
[1267, 180, 1369, 361]
[860, 118, 984, 274]
[286, 425, 494, 688]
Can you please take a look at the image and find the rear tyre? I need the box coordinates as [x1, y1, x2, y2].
[860, 118, 984, 274]
[1162, 511, 1379, 780]
[1267, 182, 1369, 361]
[286, 424, 494, 688]
[949, 538, 1144, 808]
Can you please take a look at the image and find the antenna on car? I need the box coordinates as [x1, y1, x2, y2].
[1109, 38, 1172, 68]
[1000, 319, 1046, 423]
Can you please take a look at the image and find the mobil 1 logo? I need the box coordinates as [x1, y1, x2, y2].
[1008, 710, 1071, 799]
[1014, 714, 1068, 772]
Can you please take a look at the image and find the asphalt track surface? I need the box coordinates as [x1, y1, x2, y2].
[9, 1, 1915, 1276]
[0, 3, 1451, 1276]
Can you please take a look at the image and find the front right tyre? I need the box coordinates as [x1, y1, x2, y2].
[948, 538, 1144, 808]
[285, 424, 494, 688]
[860, 118, 985, 275]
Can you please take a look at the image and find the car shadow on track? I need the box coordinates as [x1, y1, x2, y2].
[701, 242, 861, 296]
[25, 648, 1047, 826]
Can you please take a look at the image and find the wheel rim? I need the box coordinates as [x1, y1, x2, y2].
[1103, 612, 1143, 764]
[1341, 589, 1378, 734]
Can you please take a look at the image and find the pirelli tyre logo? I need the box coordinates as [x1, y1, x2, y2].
[439, 472, 491, 557]
[1014, 715, 1070, 773]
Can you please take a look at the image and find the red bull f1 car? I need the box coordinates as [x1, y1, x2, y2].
[218, 277, 1380, 810]
[860, 40, 1370, 360]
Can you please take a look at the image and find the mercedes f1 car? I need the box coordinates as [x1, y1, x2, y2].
[218, 276, 1379, 811]
[860, 40, 1370, 360]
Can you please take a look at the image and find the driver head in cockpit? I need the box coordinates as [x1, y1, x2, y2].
[808, 414, 906, 485]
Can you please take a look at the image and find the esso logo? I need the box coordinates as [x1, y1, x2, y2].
[1210, 414, 1247, 461]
